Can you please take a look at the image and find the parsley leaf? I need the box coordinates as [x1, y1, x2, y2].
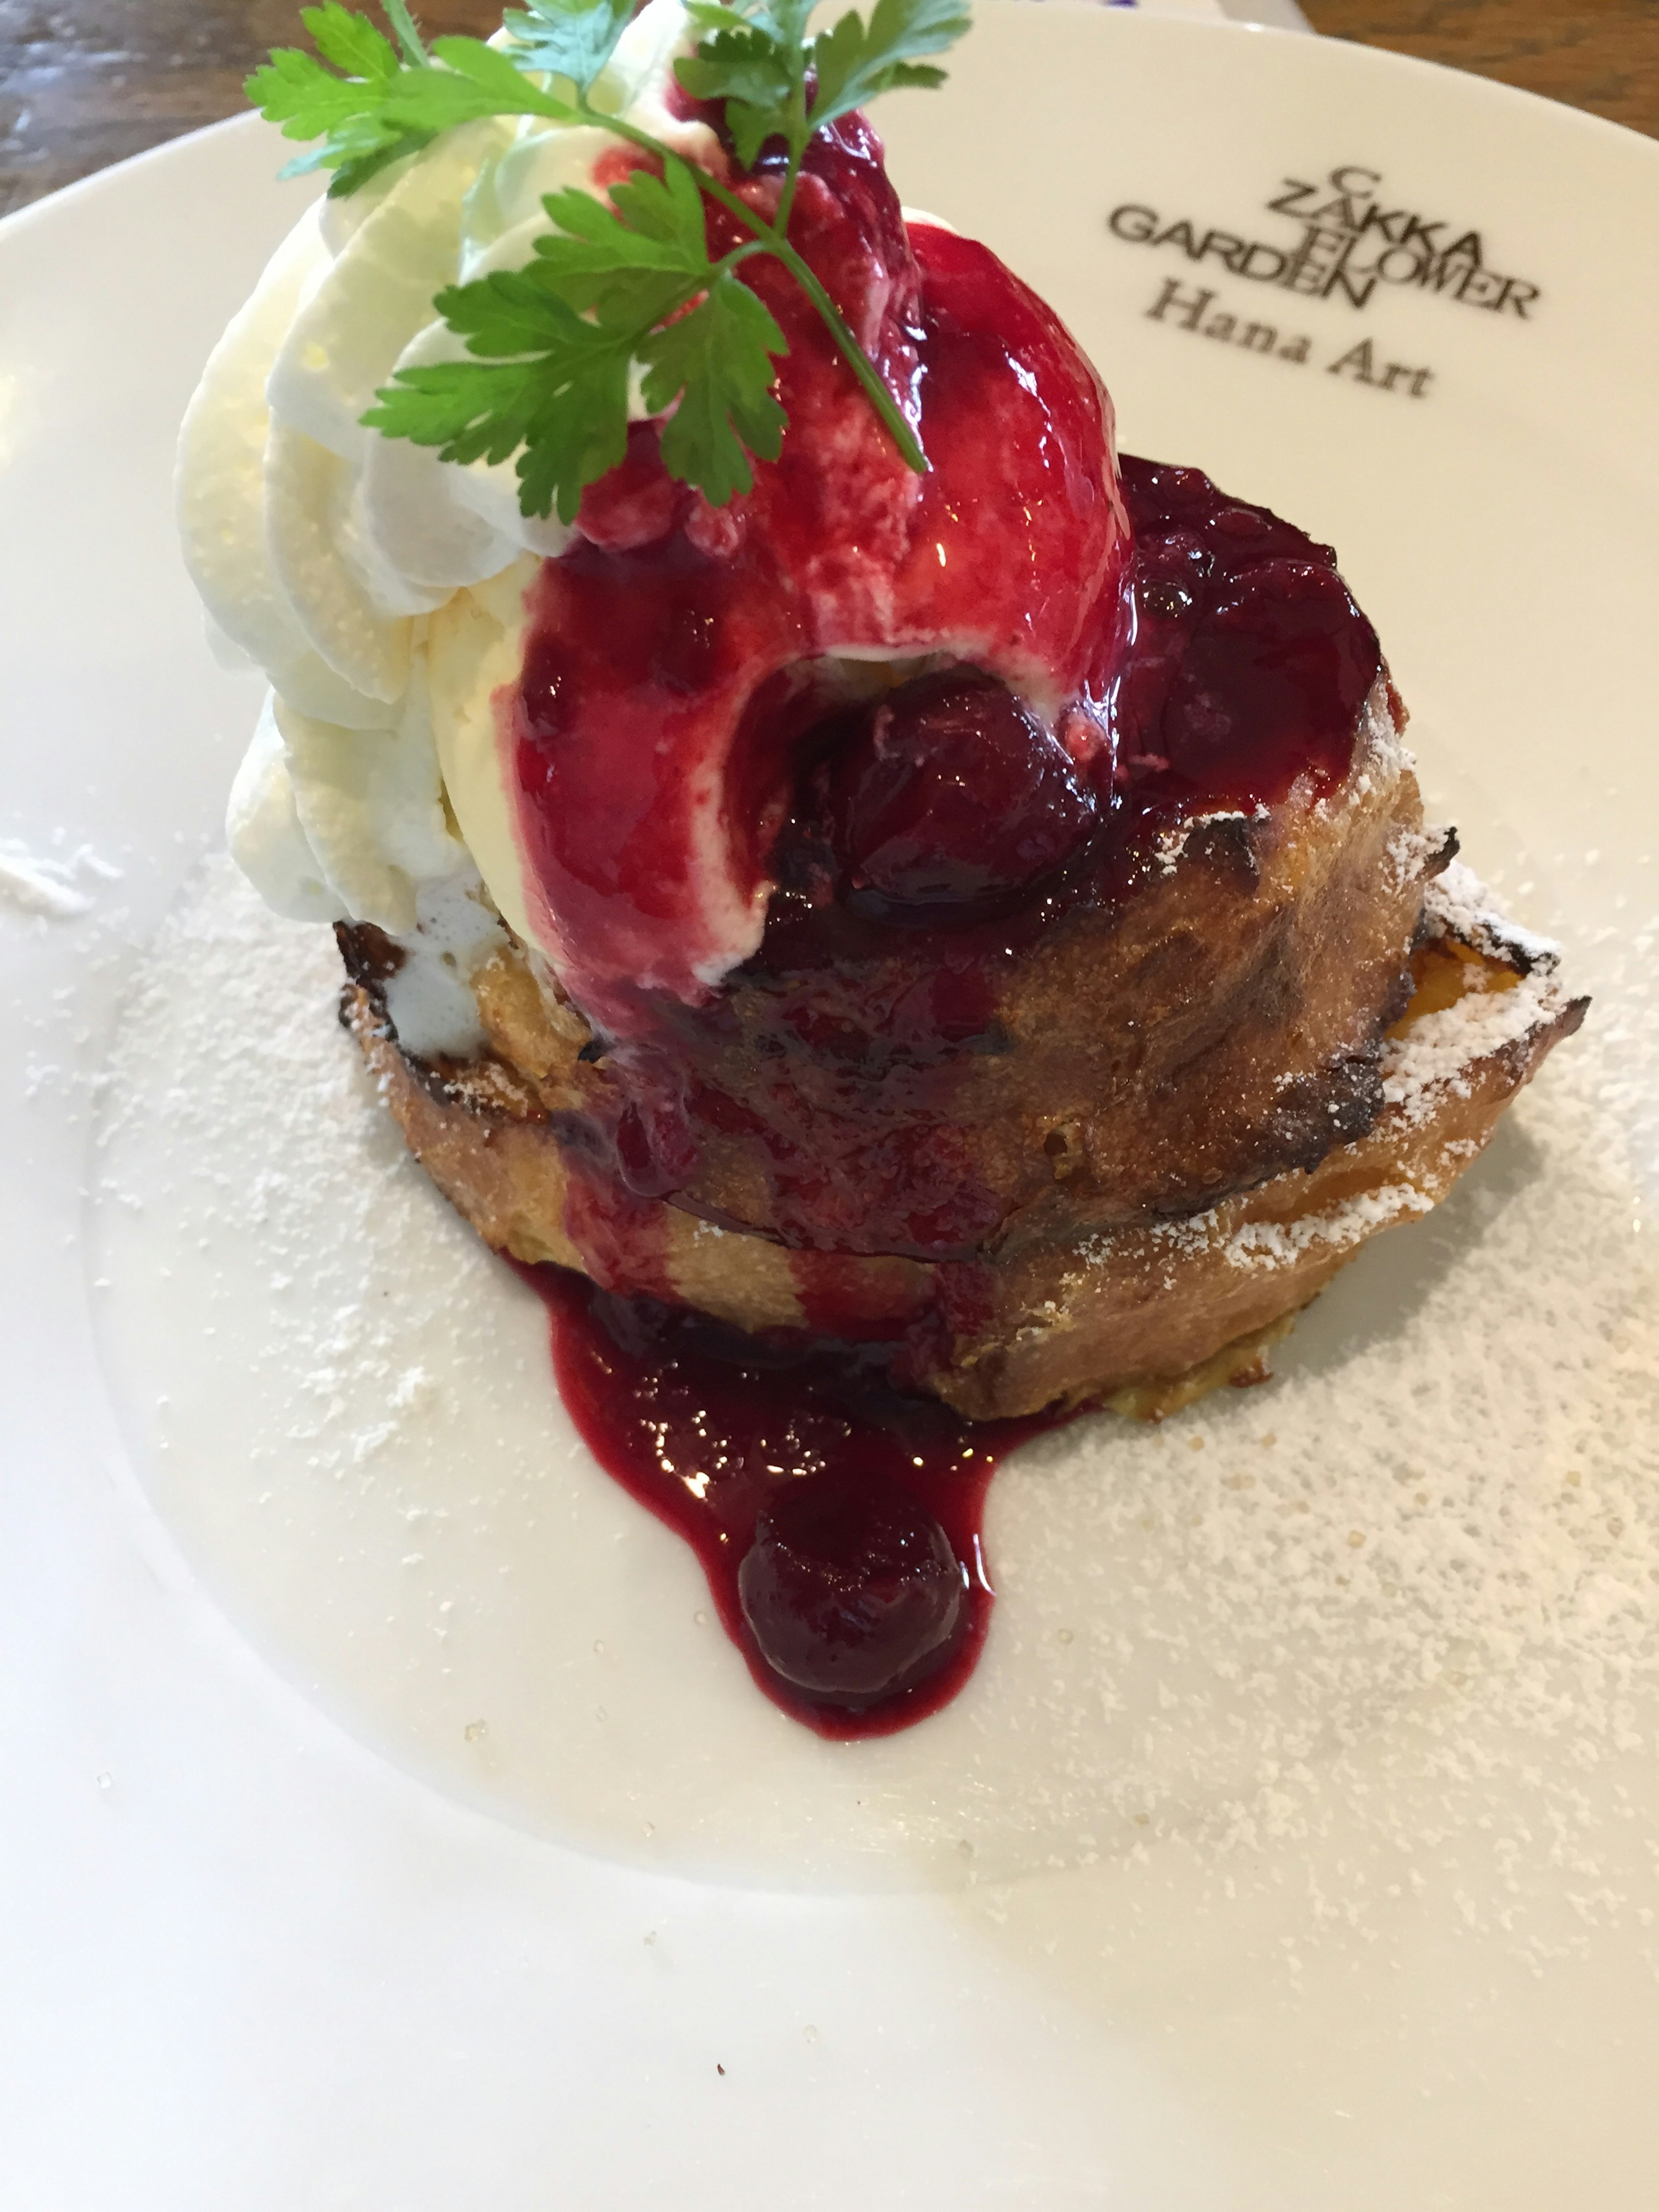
[364, 276, 635, 523]
[528, 158, 713, 311]
[808, 0, 969, 135]
[253, 0, 968, 508]
[367, 153, 783, 520]
[500, 0, 637, 92]
[681, 1, 756, 30]
[674, 0, 816, 170]
[675, 0, 963, 172]
[413, 36, 577, 126]
[247, 8, 433, 195]
[303, 0, 400, 80]
[644, 277, 787, 505]
[674, 26, 795, 169]
[247, 7, 576, 197]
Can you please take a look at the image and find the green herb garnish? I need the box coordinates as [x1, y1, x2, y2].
[248, 0, 969, 521]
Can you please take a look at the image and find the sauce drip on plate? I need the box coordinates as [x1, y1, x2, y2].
[523, 1265, 1062, 1737]
[502, 118, 1382, 1734]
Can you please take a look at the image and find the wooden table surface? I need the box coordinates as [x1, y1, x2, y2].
[1, 0, 1653, 219]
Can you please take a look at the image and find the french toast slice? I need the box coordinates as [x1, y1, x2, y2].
[370, 675, 1435, 1250]
[434, 679, 1432, 1262]
[342, 861, 1585, 1421]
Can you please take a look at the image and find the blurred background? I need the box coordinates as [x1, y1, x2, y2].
[1, 0, 1653, 218]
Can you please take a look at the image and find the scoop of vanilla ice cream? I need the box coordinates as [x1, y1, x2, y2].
[176, 0, 720, 1053]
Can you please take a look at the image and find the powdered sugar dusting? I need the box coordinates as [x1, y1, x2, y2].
[0, 835, 122, 919]
[1152, 807, 1261, 876]
[88, 859, 1659, 1926]
[1381, 971, 1566, 1121]
[1221, 1181, 1434, 1268]
[1089, 1181, 1437, 1280]
[1379, 862, 1579, 1126]
[1427, 855, 1561, 970]
[1384, 819, 1436, 894]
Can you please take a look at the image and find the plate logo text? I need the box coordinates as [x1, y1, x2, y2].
[1108, 164, 1540, 317]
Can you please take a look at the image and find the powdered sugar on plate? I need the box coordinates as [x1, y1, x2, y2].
[0, 835, 122, 920]
[1376, 860, 1577, 1126]
[87, 858, 1659, 1920]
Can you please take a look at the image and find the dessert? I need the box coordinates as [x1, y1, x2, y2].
[178, 0, 1584, 1730]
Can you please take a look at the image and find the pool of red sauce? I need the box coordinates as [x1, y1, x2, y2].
[520, 1263, 1062, 1739]
[509, 114, 1129, 1033]
[518, 446, 1383, 1729]
[500, 117, 1382, 1736]
[531, 451, 1383, 1270]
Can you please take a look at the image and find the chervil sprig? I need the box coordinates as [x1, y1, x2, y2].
[248, 0, 969, 516]
[677, 0, 966, 185]
[363, 156, 788, 518]
[497, 0, 637, 91]
[249, 1, 582, 194]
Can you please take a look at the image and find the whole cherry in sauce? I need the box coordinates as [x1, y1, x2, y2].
[739, 1468, 969, 1708]
[1111, 457, 1382, 816]
[1163, 559, 1381, 783]
[523, 1264, 1061, 1737]
[825, 670, 1098, 915]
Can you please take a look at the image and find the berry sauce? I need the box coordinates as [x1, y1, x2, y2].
[508, 114, 1130, 1038]
[521, 1264, 1062, 1738]
[534, 444, 1385, 1269]
[492, 116, 1386, 1732]
[1109, 454, 1381, 836]
[760, 455, 1381, 954]
[509, 461, 1384, 1733]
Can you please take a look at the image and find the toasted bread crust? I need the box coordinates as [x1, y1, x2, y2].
[432, 682, 1437, 1260]
[699, 684, 1433, 1248]
[344, 881, 1585, 1419]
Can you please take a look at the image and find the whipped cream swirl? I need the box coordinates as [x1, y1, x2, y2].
[177, 0, 718, 1050]
[180, 0, 1127, 1056]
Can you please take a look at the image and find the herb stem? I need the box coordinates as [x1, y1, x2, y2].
[581, 106, 926, 478]
[772, 62, 810, 237]
[382, 0, 429, 67]
[767, 237, 927, 475]
[582, 106, 767, 234]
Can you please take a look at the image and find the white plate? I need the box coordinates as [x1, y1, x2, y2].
[4, 10, 1658, 2205]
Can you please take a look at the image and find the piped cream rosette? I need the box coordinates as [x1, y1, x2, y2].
[176, 0, 719, 1052]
